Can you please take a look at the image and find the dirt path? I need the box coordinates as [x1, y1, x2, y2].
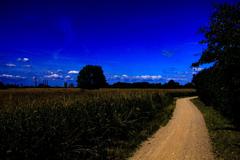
[130, 97, 214, 160]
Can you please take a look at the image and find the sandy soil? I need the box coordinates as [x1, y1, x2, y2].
[130, 97, 214, 160]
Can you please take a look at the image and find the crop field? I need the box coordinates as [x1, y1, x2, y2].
[0, 88, 195, 160]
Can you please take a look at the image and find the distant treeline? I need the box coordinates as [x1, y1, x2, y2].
[192, 2, 240, 126]
[0, 80, 194, 89]
[0, 82, 50, 89]
[0, 65, 194, 89]
[109, 81, 193, 89]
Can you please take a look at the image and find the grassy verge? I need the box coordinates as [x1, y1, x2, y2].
[0, 89, 177, 160]
[191, 98, 240, 160]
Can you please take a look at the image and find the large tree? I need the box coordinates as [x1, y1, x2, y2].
[192, 2, 240, 125]
[77, 65, 107, 89]
[192, 2, 240, 67]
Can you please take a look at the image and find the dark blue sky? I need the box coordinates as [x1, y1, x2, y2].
[0, 0, 237, 86]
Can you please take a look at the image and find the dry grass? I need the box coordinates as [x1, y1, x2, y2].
[0, 88, 195, 160]
[191, 98, 240, 160]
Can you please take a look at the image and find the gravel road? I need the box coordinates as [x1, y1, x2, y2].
[130, 97, 214, 160]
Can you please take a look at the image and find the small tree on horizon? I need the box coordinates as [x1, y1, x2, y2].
[77, 65, 107, 89]
[164, 80, 180, 88]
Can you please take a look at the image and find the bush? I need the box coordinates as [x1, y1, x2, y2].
[193, 64, 240, 126]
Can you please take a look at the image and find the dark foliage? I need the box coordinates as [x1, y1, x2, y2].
[68, 83, 74, 88]
[64, 82, 68, 88]
[37, 84, 50, 88]
[110, 80, 192, 89]
[1, 84, 20, 88]
[162, 80, 180, 89]
[77, 65, 107, 89]
[183, 82, 194, 88]
[0, 81, 6, 89]
[192, 2, 240, 126]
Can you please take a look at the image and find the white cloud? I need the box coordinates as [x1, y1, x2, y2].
[47, 71, 54, 74]
[0, 74, 25, 79]
[5, 63, 16, 67]
[15, 75, 23, 78]
[113, 75, 120, 78]
[68, 70, 78, 74]
[192, 67, 203, 72]
[110, 74, 162, 81]
[44, 73, 63, 79]
[135, 75, 162, 80]
[0, 74, 14, 78]
[22, 58, 29, 62]
[17, 57, 30, 62]
[65, 75, 72, 80]
[165, 77, 188, 82]
[24, 65, 31, 67]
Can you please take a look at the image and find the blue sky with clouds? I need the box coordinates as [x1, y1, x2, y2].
[0, 0, 237, 86]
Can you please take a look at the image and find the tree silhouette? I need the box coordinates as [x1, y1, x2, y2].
[192, 2, 240, 67]
[183, 82, 194, 88]
[0, 81, 5, 89]
[192, 2, 240, 126]
[77, 65, 107, 89]
[163, 80, 180, 89]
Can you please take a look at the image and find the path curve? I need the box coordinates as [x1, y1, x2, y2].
[130, 97, 214, 160]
